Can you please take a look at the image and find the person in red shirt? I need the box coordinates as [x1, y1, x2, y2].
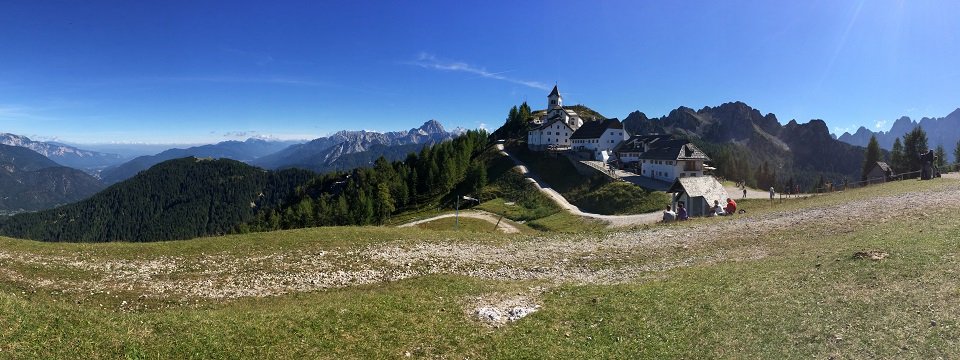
[724, 197, 737, 215]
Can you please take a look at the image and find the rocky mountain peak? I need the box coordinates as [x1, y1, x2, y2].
[417, 119, 446, 134]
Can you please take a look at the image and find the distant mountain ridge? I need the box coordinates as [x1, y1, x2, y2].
[252, 119, 462, 172]
[0, 144, 104, 213]
[622, 101, 866, 188]
[837, 108, 960, 162]
[99, 138, 302, 184]
[0, 133, 125, 171]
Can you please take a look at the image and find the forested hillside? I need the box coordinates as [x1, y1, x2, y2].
[248, 130, 489, 230]
[0, 130, 490, 242]
[0, 158, 313, 242]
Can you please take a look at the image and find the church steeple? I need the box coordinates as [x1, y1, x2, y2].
[547, 85, 562, 109]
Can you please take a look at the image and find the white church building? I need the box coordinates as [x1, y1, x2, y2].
[527, 85, 584, 150]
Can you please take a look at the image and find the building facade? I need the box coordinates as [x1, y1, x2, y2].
[615, 135, 710, 183]
[570, 118, 627, 161]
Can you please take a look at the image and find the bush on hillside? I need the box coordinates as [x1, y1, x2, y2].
[568, 181, 669, 215]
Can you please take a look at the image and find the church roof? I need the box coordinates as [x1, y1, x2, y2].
[570, 118, 622, 139]
[548, 85, 560, 97]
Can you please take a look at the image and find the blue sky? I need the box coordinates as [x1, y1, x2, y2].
[1, 0, 958, 144]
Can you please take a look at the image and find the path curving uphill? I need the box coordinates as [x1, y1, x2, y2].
[496, 144, 664, 228]
[398, 210, 520, 233]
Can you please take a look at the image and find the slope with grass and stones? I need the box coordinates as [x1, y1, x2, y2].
[1, 177, 958, 358]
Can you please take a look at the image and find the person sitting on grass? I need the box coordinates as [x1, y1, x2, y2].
[662, 206, 676, 223]
[724, 197, 737, 215]
[710, 200, 725, 216]
[677, 202, 688, 221]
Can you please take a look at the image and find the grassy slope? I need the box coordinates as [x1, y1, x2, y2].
[2, 179, 960, 358]
[506, 143, 668, 215]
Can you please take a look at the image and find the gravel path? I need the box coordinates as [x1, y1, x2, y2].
[2, 180, 958, 302]
[398, 210, 520, 233]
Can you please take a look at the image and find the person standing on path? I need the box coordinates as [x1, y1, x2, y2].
[742, 187, 747, 199]
[769, 186, 775, 200]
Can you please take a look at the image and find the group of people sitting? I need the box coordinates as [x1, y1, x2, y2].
[662, 198, 737, 222]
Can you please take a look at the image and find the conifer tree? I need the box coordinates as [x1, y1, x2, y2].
[890, 138, 906, 173]
[934, 144, 947, 170]
[955, 139, 960, 168]
[861, 135, 881, 180]
[375, 183, 395, 224]
[902, 126, 929, 173]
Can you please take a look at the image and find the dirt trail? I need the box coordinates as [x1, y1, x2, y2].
[398, 210, 520, 233]
[2, 180, 958, 301]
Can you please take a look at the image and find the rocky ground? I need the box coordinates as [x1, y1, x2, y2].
[1, 180, 959, 322]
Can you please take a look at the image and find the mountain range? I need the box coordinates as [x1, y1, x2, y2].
[837, 108, 960, 162]
[0, 133, 125, 171]
[252, 119, 462, 172]
[622, 101, 866, 188]
[0, 144, 104, 213]
[99, 138, 302, 184]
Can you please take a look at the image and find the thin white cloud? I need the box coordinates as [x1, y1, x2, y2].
[833, 126, 853, 135]
[874, 120, 888, 130]
[478, 122, 488, 131]
[410, 53, 549, 90]
[219, 130, 312, 141]
[222, 130, 254, 138]
[0, 104, 54, 122]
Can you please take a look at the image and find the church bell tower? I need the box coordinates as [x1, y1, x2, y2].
[547, 85, 562, 110]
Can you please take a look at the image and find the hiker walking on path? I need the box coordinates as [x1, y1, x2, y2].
[742, 187, 747, 199]
[769, 187, 775, 200]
